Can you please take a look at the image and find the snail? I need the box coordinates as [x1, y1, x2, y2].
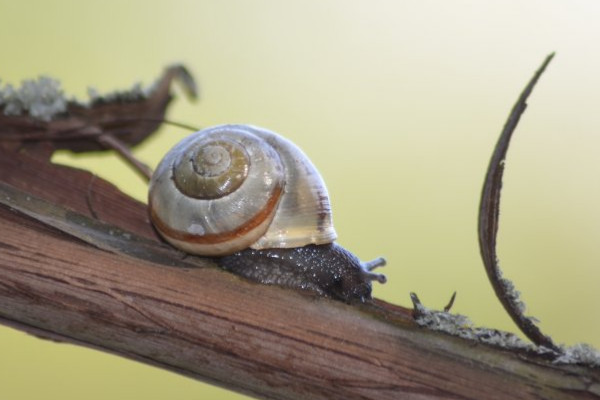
[148, 124, 386, 302]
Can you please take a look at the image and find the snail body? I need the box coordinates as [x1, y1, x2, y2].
[148, 124, 385, 302]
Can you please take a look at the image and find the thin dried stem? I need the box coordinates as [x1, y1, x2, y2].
[97, 134, 153, 180]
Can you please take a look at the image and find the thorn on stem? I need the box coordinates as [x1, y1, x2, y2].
[444, 291, 457, 312]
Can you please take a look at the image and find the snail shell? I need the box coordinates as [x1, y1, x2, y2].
[148, 124, 337, 256]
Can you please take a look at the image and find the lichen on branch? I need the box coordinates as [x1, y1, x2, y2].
[0, 76, 67, 121]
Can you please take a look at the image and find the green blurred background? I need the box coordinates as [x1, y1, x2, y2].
[1, 1, 600, 399]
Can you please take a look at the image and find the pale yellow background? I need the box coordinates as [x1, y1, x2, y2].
[1, 1, 599, 399]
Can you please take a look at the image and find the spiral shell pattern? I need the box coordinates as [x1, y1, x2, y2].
[149, 124, 337, 256]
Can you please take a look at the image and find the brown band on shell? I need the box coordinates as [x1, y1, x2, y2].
[150, 183, 284, 246]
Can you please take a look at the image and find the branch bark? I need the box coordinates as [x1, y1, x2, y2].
[0, 151, 599, 400]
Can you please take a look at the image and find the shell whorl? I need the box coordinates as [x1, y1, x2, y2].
[148, 124, 337, 256]
[172, 138, 250, 199]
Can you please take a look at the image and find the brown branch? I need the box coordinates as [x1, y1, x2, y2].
[0, 146, 599, 399]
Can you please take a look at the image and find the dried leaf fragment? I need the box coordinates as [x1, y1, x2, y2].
[478, 53, 558, 350]
[0, 64, 198, 155]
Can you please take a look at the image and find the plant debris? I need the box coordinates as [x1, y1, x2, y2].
[477, 53, 558, 350]
[0, 65, 198, 156]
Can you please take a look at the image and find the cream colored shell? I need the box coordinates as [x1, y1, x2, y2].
[148, 124, 337, 256]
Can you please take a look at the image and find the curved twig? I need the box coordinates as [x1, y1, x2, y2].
[478, 53, 559, 350]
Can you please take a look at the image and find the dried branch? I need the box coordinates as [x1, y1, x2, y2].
[0, 144, 599, 400]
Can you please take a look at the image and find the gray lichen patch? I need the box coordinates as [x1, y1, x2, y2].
[498, 269, 527, 314]
[412, 295, 534, 351]
[412, 294, 600, 368]
[0, 75, 158, 122]
[555, 343, 600, 367]
[0, 76, 67, 121]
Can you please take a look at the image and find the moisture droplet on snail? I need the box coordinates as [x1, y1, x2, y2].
[148, 124, 386, 302]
